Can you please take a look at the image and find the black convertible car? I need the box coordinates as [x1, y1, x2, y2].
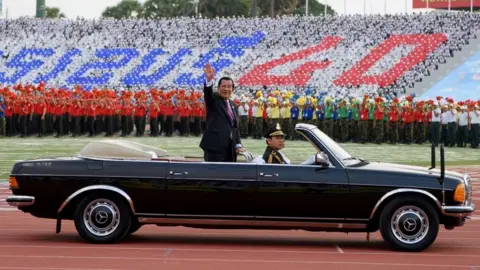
[6, 123, 475, 252]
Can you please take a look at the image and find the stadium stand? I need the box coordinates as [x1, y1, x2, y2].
[0, 12, 480, 148]
[0, 12, 479, 99]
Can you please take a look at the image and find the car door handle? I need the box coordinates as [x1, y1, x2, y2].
[169, 171, 188, 176]
[259, 172, 279, 177]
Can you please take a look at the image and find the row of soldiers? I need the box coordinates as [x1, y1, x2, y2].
[0, 87, 206, 138]
[0, 86, 479, 149]
[238, 95, 480, 149]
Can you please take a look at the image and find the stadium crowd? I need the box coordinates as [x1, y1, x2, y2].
[0, 12, 479, 148]
[0, 85, 479, 149]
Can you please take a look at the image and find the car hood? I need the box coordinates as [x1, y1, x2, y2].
[360, 161, 465, 180]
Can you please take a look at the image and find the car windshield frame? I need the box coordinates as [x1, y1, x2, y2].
[306, 127, 364, 166]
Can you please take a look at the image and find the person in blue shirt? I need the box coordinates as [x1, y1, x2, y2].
[290, 102, 299, 140]
[315, 104, 324, 131]
[302, 103, 314, 124]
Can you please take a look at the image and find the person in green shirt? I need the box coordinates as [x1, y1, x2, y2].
[338, 99, 349, 142]
[323, 97, 334, 138]
[383, 103, 389, 143]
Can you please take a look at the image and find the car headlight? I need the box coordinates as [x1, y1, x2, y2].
[454, 183, 465, 203]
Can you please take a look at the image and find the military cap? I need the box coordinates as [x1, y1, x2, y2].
[264, 123, 285, 138]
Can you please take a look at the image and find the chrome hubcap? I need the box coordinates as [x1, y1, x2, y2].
[391, 205, 429, 245]
[83, 199, 120, 237]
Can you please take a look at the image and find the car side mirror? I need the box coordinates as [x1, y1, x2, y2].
[315, 153, 330, 168]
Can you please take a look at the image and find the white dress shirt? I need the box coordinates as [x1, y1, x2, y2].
[441, 112, 449, 125]
[458, 112, 468, 126]
[431, 108, 441, 122]
[469, 110, 480, 124]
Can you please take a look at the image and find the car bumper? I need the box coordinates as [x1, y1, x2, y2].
[6, 196, 35, 207]
[442, 204, 476, 217]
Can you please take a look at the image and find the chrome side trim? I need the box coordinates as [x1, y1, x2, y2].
[255, 216, 344, 221]
[369, 188, 442, 219]
[138, 217, 367, 229]
[136, 213, 349, 222]
[6, 195, 35, 207]
[167, 214, 254, 219]
[57, 185, 135, 215]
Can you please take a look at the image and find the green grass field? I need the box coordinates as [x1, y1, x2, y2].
[0, 135, 479, 181]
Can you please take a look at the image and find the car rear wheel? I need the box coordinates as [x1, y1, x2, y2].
[379, 196, 439, 252]
[74, 193, 132, 244]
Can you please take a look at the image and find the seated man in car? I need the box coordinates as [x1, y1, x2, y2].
[252, 123, 328, 166]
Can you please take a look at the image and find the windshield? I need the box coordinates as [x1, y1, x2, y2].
[310, 128, 354, 162]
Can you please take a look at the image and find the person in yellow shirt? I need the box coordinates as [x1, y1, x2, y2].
[253, 99, 264, 139]
[281, 101, 291, 140]
[268, 99, 280, 126]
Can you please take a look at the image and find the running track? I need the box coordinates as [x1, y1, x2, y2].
[0, 166, 479, 270]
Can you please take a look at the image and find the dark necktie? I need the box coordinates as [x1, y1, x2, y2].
[225, 100, 234, 124]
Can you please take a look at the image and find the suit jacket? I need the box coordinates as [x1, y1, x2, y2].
[199, 82, 241, 159]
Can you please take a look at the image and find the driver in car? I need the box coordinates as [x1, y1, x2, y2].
[252, 123, 325, 165]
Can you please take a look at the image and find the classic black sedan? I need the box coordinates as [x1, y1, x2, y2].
[6, 124, 475, 252]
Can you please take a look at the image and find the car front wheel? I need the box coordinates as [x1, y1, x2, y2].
[379, 196, 439, 252]
[74, 193, 132, 244]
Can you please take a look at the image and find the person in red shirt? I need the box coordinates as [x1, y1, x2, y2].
[69, 98, 82, 137]
[34, 97, 47, 137]
[387, 103, 399, 144]
[403, 104, 414, 144]
[104, 98, 115, 137]
[359, 102, 369, 143]
[46, 96, 55, 135]
[4, 97, 14, 137]
[190, 101, 203, 136]
[163, 99, 175, 137]
[85, 96, 96, 136]
[373, 103, 385, 144]
[13, 98, 22, 136]
[178, 100, 191, 136]
[148, 97, 160, 137]
[413, 104, 426, 144]
[17, 98, 29, 137]
[54, 98, 65, 137]
[134, 97, 147, 136]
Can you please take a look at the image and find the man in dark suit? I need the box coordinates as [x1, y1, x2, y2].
[200, 63, 245, 162]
